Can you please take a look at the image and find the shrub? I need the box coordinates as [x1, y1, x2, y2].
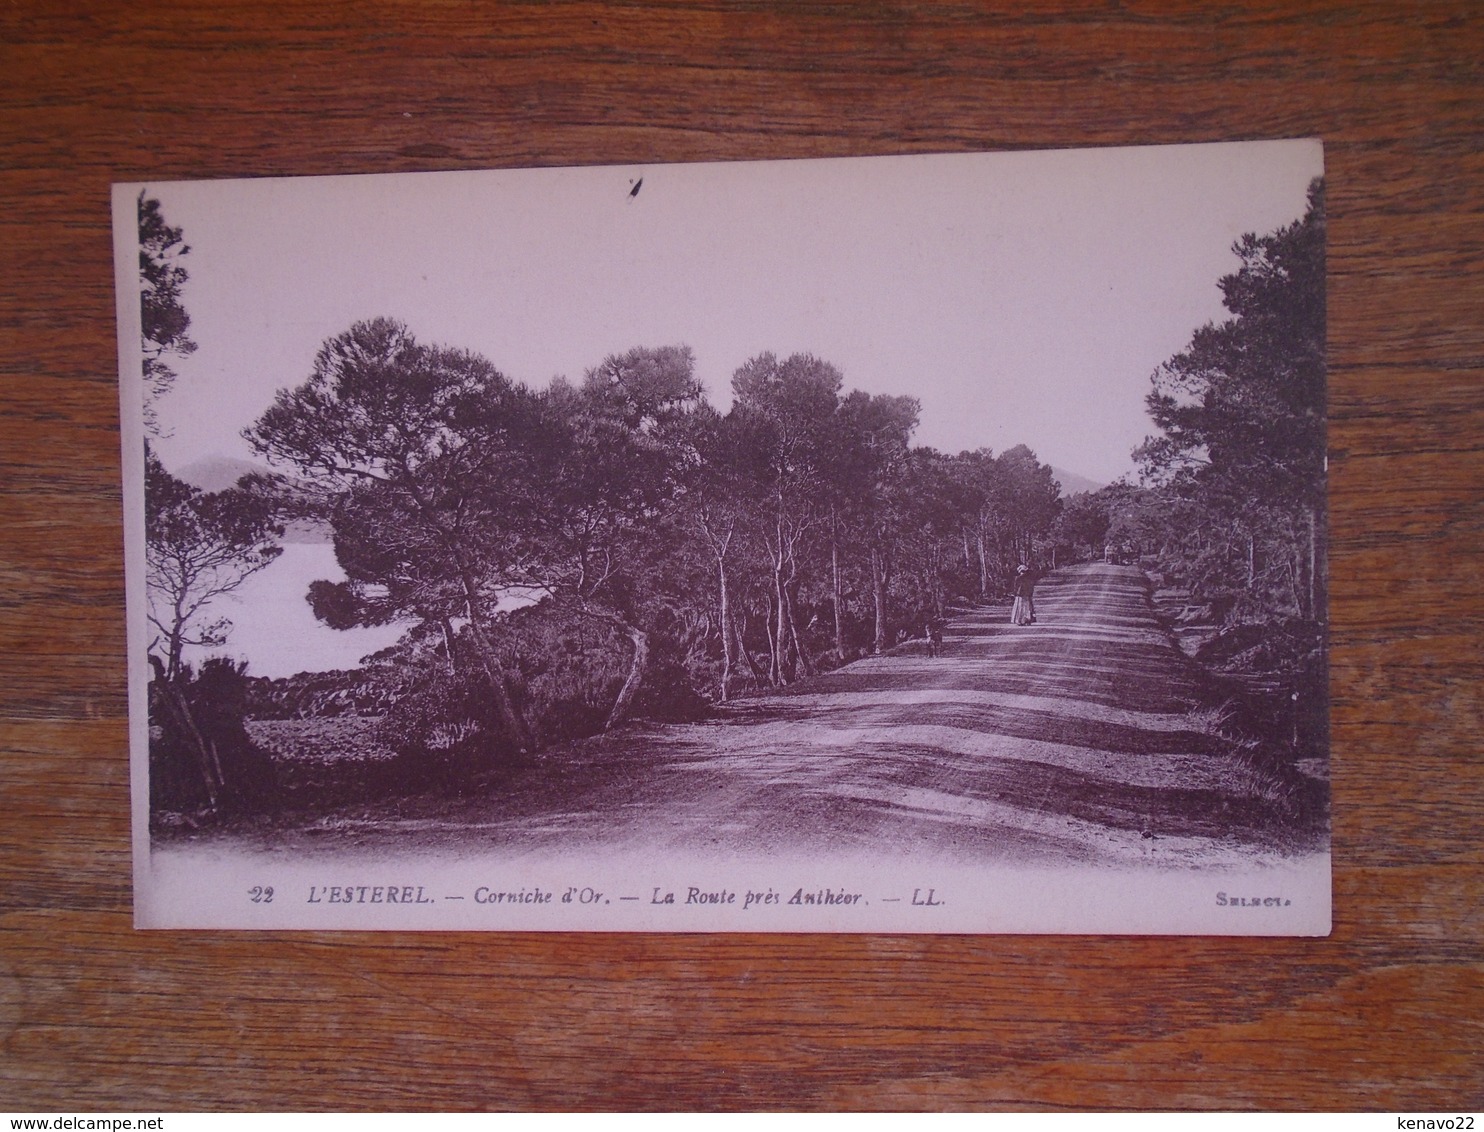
[149, 657, 279, 816]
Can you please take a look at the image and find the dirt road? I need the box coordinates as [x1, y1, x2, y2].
[279, 564, 1318, 869]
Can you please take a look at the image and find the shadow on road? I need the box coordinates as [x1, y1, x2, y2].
[228, 564, 1326, 869]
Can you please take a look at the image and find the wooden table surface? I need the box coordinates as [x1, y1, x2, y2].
[2, 0, 1480, 1112]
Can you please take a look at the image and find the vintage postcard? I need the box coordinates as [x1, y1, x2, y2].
[114, 140, 1331, 932]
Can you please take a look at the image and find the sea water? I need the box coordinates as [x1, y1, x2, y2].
[179, 541, 408, 679]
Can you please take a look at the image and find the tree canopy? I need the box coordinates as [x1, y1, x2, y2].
[240, 321, 1068, 759]
[145, 449, 283, 681]
[1135, 178, 1326, 624]
[138, 192, 197, 435]
[247, 317, 546, 751]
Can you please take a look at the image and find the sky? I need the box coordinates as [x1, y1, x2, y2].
[128, 138, 1323, 488]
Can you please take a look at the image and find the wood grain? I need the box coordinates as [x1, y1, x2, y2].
[1, 0, 1480, 1112]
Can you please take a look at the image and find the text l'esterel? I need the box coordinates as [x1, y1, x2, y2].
[306, 885, 434, 904]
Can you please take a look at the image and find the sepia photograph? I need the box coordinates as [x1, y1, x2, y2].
[115, 139, 1330, 932]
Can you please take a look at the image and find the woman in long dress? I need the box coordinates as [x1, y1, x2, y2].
[1011, 564, 1035, 625]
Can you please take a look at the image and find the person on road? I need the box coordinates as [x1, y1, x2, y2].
[926, 616, 945, 657]
[1011, 564, 1036, 625]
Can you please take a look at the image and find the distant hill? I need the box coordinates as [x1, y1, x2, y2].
[174, 454, 330, 544]
[175, 454, 273, 493]
[1048, 466, 1106, 497]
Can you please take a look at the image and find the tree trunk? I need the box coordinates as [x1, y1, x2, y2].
[604, 622, 649, 730]
[438, 617, 457, 675]
[772, 549, 797, 684]
[172, 688, 221, 809]
[151, 656, 221, 810]
[976, 528, 990, 599]
[736, 610, 770, 686]
[871, 543, 891, 655]
[463, 616, 535, 753]
[717, 555, 733, 702]
[452, 551, 534, 753]
[765, 591, 782, 686]
[831, 512, 845, 657]
[407, 483, 533, 753]
[783, 570, 815, 679]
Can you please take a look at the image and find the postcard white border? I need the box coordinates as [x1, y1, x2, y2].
[114, 143, 1331, 935]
